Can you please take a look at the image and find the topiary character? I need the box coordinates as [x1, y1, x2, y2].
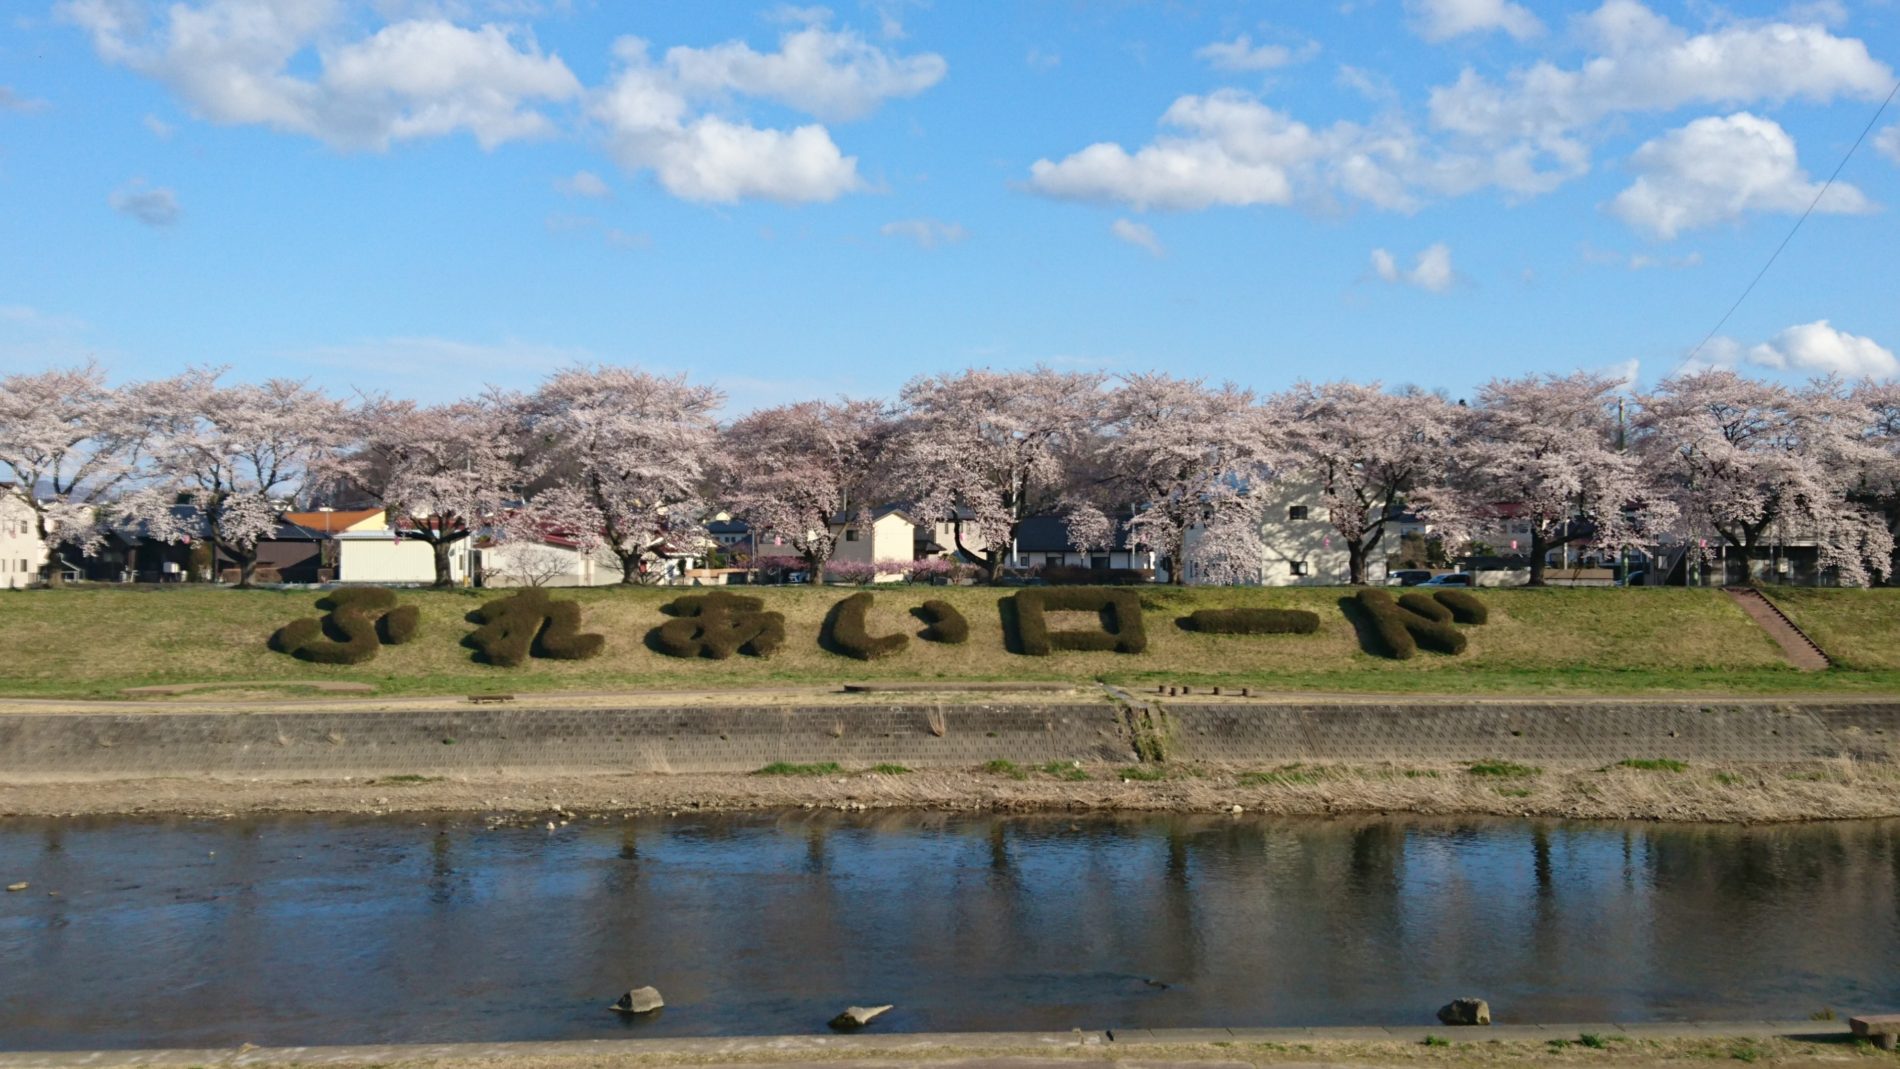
[1012, 587, 1147, 655]
[466, 588, 605, 667]
[1183, 607, 1320, 635]
[1354, 587, 1483, 659]
[651, 590, 786, 659]
[824, 591, 910, 661]
[915, 599, 969, 644]
[270, 587, 417, 665]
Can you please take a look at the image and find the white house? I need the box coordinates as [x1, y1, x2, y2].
[1184, 483, 1385, 586]
[0, 485, 46, 589]
[336, 527, 472, 586]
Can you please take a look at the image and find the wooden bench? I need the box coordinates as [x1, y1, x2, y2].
[1850, 1015, 1900, 1050]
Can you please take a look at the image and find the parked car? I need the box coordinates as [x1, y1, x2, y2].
[1387, 569, 1434, 586]
[1619, 570, 1648, 587]
[1418, 572, 1475, 587]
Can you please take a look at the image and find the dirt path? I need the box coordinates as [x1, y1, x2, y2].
[5, 760, 1898, 822]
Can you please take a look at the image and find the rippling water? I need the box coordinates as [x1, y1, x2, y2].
[3, 811, 1898, 1049]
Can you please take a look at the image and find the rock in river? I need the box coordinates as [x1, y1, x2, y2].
[1437, 997, 1492, 1025]
[828, 1004, 893, 1030]
[611, 986, 664, 1014]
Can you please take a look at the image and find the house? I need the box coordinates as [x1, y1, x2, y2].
[335, 516, 473, 586]
[1008, 514, 1156, 575]
[736, 504, 955, 581]
[0, 484, 46, 589]
[1183, 483, 1383, 586]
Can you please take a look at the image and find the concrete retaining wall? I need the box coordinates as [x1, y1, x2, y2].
[1, 699, 1897, 780]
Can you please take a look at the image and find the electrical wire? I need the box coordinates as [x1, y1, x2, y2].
[1684, 78, 1900, 364]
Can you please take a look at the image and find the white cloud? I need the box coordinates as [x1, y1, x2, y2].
[1429, 1, 1893, 147]
[659, 20, 944, 122]
[1194, 34, 1316, 72]
[143, 113, 174, 138]
[1878, 124, 1900, 165]
[1371, 243, 1455, 292]
[1608, 112, 1872, 239]
[1701, 321, 1897, 378]
[880, 218, 968, 248]
[554, 169, 611, 197]
[0, 85, 50, 113]
[1026, 88, 1589, 214]
[590, 25, 941, 204]
[58, 0, 581, 151]
[1405, 0, 1543, 42]
[109, 180, 181, 226]
[1110, 218, 1164, 256]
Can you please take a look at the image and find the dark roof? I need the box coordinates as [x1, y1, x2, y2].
[706, 518, 750, 535]
[1014, 514, 1137, 554]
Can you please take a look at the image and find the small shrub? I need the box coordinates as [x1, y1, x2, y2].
[468, 589, 604, 667]
[1469, 760, 1541, 778]
[870, 764, 912, 775]
[653, 591, 785, 659]
[271, 587, 410, 665]
[915, 600, 970, 644]
[824, 591, 909, 661]
[1013, 587, 1147, 655]
[1036, 564, 1152, 585]
[983, 759, 1027, 779]
[1730, 1040, 1765, 1063]
[1618, 757, 1688, 772]
[1040, 761, 1090, 781]
[1714, 771, 1745, 786]
[1397, 591, 1453, 623]
[1184, 607, 1320, 635]
[1422, 1035, 1449, 1048]
[824, 559, 898, 585]
[1546, 1039, 1572, 1050]
[1577, 1034, 1614, 1049]
[754, 762, 842, 776]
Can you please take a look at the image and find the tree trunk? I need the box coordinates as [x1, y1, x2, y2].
[618, 549, 642, 584]
[1169, 534, 1186, 585]
[1347, 538, 1368, 586]
[432, 540, 456, 588]
[1527, 531, 1549, 587]
[808, 556, 826, 585]
[236, 551, 258, 589]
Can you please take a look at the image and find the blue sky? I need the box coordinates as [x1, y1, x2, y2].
[1, 0, 1897, 411]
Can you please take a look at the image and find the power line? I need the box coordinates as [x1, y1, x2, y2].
[1684, 78, 1900, 365]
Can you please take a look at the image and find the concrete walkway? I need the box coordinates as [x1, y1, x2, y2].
[0, 1021, 1858, 1068]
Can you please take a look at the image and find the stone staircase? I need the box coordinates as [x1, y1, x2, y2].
[1724, 587, 1832, 672]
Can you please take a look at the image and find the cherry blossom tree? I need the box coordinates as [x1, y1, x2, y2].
[327, 395, 525, 588]
[1637, 370, 1892, 586]
[522, 365, 721, 584]
[1090, 373, 1273, 585]
[1852, 378, 1900, 582]
[1438, 371, 1668, 587]
[0, 363, 146, 584]
[720, 399, 890, 585]
[1269, 381, 1460, 585]
[121, 368, 345, 587]
[892, 367, 1106, 583]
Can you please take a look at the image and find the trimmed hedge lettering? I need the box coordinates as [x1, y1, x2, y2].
[467, 589, 605, 667]
[651, 591, 787, 659]
[825, 592, 910, 661]
[271, 587, 419, 665]
[1355, 588, 1484, 659]
[1013, 587, 1147, 655]
[916, 599, 970, 644]
[1184, 607, 1320, 635]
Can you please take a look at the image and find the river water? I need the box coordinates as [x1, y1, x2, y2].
[3, 811, 1898, 1049]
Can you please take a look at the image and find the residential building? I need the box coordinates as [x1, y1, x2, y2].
[1007, 514, 1156, 575]
[0, 485, 46, 589]
[1183, 483, 1383, 586]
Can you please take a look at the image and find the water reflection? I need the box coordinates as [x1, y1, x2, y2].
[1, 813, 1897, 1050]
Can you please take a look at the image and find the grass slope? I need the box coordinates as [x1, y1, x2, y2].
[0, 584, 1892, 699]
[1761, 588, 1900, 670]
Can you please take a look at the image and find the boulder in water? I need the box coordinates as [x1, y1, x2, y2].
[1436, 997, 1491, 1026]
[828, 1004, 893, 1030]
[611, 986, 664, 1014]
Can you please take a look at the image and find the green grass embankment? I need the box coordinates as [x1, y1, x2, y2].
[1, 584, 1895, 700]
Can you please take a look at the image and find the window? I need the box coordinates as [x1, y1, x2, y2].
[1289, 560, 1309, 577]
[844, 529, 860, 542]
[1288, 505, 1309, 521]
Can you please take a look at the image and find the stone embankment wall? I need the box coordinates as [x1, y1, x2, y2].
[1, 699, 1897, 781]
